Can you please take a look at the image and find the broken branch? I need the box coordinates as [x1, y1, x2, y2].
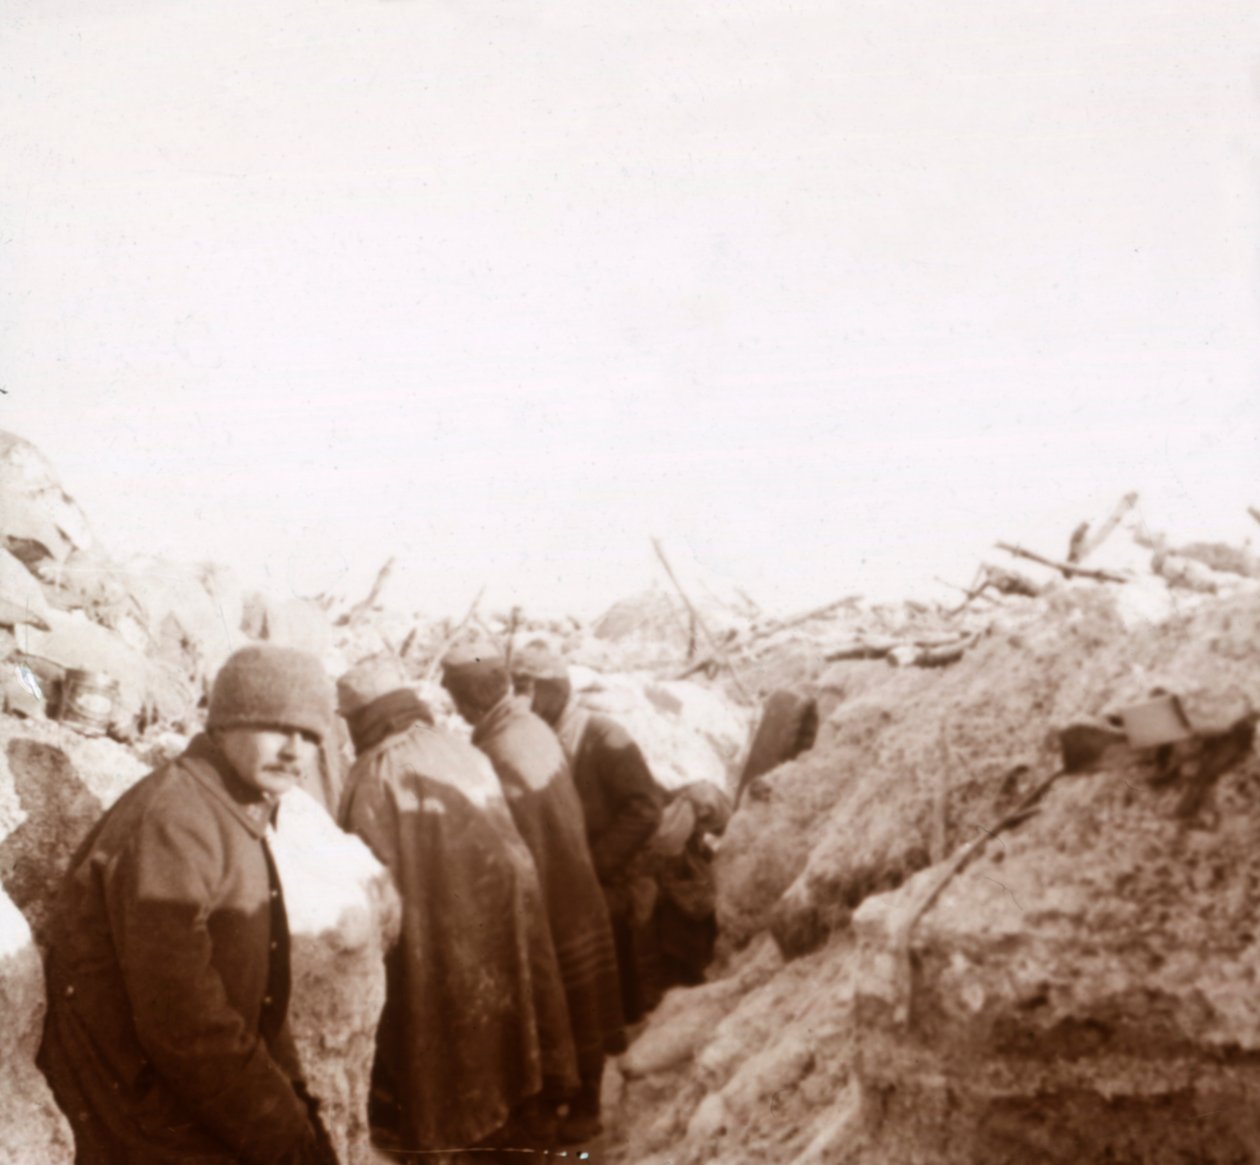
[651, 538, 753, 702]
[743, 595, 860, 646]
[995, 541, 1128, 584]
[1066, 520, 1090, 565]
[336, 557, 397, 625]
[678, 594, 861, 677]
[1071, 492, 1138, 564]
[502, 605, 522, 677]
[888, 634, 978, 669]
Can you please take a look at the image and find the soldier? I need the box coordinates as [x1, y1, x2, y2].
[512, 644, 666, 1023]
[443, 644, 625, 1144]
[39, 645, 339, 1165]
[336, 656, 577, 1157]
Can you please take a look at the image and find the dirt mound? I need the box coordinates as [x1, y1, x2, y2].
[609, 586, 1260, 1164]
[848, 732, 1260, 1163]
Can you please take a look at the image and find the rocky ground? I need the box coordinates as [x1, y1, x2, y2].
[4, 426, 1260, 1164]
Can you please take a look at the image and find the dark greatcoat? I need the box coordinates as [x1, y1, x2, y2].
[558, 708, 666, 1022]
[472, 697, 626, 1088]
[340, 714, 578, 1151]
[38, 734, 322, 1165]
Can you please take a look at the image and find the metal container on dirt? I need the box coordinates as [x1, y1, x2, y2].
[1117, 693, 1194, 750]
[58, 668, 119, 736]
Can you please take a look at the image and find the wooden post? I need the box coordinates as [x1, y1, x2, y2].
[651, 538, 753, 703]
[1073, 492, 1138, 563]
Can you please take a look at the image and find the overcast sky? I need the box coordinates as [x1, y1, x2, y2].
[3, 1, 1258, 618]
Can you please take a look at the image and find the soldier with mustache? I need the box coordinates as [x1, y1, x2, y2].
[39, 645, 340, 1165]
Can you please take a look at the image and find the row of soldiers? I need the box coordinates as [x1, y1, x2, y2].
[36, 639, 730, 1164]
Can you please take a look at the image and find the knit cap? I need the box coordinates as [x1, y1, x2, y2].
[440, 639, 506, 683]
[207, 645, 334, 741]
[510, 642, 568, 682]
[440, 639, 511, 712]
[337, 655, 410, 717]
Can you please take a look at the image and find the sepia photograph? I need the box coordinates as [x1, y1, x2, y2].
[2, 2, 1259, 1162]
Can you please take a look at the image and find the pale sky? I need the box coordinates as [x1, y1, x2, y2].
[3, 1, 1258, 618]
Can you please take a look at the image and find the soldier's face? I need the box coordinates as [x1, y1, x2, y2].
[215, 726, 319, 799]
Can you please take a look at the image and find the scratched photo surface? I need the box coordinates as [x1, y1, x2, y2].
[2, 3, 1259, 1163]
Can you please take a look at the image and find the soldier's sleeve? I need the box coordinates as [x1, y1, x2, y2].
[107, 804, 316, 1165]
[588, 721, 665, 878]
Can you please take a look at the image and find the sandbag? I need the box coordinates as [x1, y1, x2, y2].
[1, 496, 72, 569]
[0, 432, 95, 568]
[0, 550, 51, 632]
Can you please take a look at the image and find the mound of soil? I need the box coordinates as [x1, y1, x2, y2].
[609, 587, 1260, 1164]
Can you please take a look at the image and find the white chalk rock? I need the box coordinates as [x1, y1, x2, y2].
[571, 668, 749, 793]
[272, 789, 399, 1164]
[0, 888, 74, 1165]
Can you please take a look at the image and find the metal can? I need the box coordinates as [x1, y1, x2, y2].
[59, 669, 119, 736]
[1117, 693, 1193, 750]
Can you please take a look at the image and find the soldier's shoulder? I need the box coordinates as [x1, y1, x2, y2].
[587, 713, 635, 750]
[86, 760, 222, 860]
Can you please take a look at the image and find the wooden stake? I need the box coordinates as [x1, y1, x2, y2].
[1074, 492, 1139, 563]
[1066, 520, 1090, 564]
[502, 605, 522, 677]
[336, 557, 397, 625]
[651, 538, 753, 702]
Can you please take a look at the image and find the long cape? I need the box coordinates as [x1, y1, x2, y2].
[473, 697, 626, 1079]
[341, 720, 577, 1150]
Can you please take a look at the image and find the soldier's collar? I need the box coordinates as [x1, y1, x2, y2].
[180, 734, 279, 838]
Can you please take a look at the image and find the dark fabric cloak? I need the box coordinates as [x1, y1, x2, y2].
[473, 697, 626, 1081]
[340, 718, 577, 1151]
[557, 706, 666, 1022]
